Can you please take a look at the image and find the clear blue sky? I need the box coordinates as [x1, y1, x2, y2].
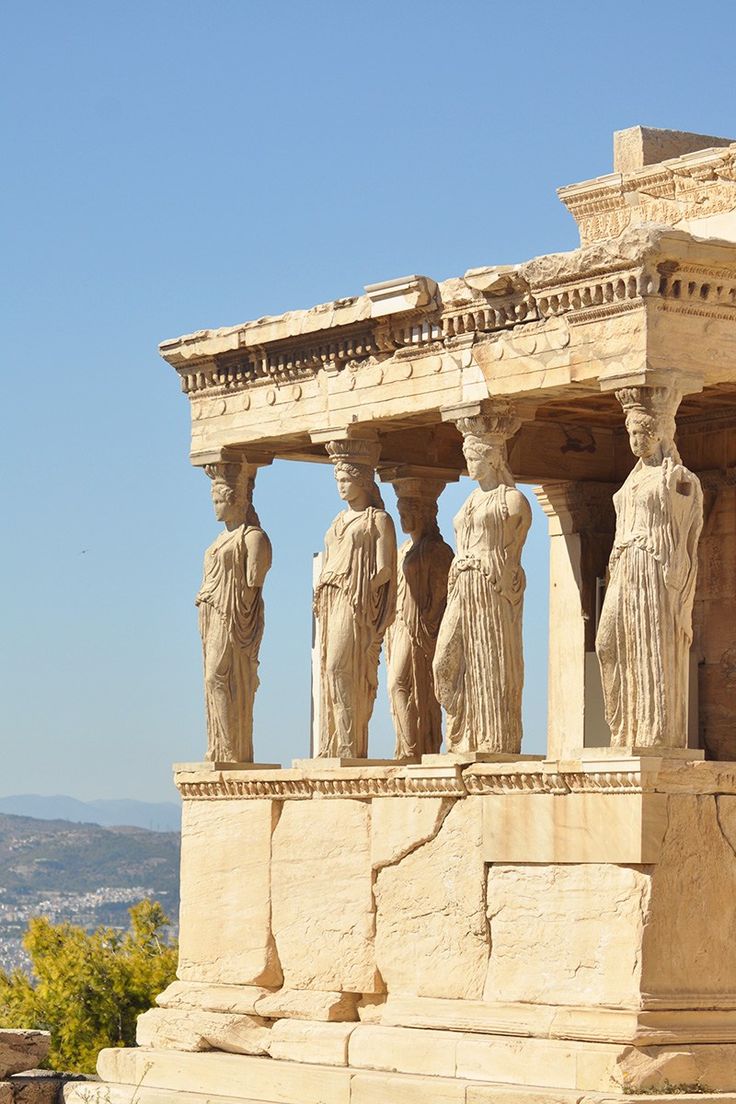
[2, 2, 734, 802]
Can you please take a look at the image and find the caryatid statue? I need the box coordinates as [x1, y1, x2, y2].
[314, 438, 397, 759]
[596, 386, 703, 749]
[433, 402, 532, 754]
[195, 455, 272, 763]
[385, 477, 454, 758]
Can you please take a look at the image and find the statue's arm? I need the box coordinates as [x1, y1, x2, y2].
[422, 543, 453, 635]
[373, 512, 397, 590]
[244, 529, 273, 588]
[500, 490, 531, 600]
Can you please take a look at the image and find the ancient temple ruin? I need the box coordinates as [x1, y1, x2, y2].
[70, 127, 736, 1104]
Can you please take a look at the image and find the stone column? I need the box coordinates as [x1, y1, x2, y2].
[309, 430, 397, 762]
[191, 448, 278, 770]
[595, 382, 704, 752]
[535, 481, 616, 759]
[694, 468, 736, 760]
[378, 465, 457, 759]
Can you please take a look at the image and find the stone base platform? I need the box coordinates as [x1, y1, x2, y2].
[63, 1045, 736, 1104]
[73, 756, 736, 1103]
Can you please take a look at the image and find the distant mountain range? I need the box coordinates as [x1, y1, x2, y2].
[0, 794, 181, 832]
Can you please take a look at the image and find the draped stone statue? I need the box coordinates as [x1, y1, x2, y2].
[433, 403, 531, 754]
[596, 386, 703, 749]
[385, 478, 453, 759]
[196, 457, 272, 763]
[314, 439, 397, 758]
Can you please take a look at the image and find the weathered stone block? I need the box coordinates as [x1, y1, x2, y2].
[271, 800, 379, 992]
[97, 1047, 352, 1104]
[177, 798, 281, 987]
[484, 862, 650, 1007]
[370, 796, 452, 869]
[350, 1071, 467, 1104]
[374, 798, 489, 999]
[254, 988, 359, 1022]
[156, 979, 274, 1015]
[136, 1006, 271, 1055]
[348, 1024, 457, 1077]
[641, 794, 736, 1004]
[267, 1019, 355, 1065]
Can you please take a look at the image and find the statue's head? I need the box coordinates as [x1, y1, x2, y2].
[393, 477, 444, 537]
[461, 436, 508, 485]
[456, 402, 520, 488]
[327, 439, 384, 510]
[624, 410, 662, 460]
[204, 459, 251, 526]
[617, 386, 679, 462]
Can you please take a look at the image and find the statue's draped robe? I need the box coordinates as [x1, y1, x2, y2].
[315, 508, 396, 758]
[434, 485, 526, 753]
[386, 533, 453, 758]
[596, 456, 703, 748]
[196, 524, 270, 762]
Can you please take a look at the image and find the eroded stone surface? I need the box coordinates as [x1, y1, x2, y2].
[374, 798, 488, 999]
[0, 1032, 50, 1080]
[271, 799, 379, 992]
[484, 862, 650, 1007]
[156, 980, 274, 1014]
[177, 798, 282, 987]
[641, 794, 736, 1003]
[136, 1007, 271, 1055]
[267, 1019, 355, 1066]
[254, 988, 359, 1022]
[370, 796, 452, 869]
[615, 1042, 736, 1093]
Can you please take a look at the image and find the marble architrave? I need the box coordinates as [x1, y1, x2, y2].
[433, 402, 532, 755]
[384, 477, 453, 759]
[596, 386, 704, 749]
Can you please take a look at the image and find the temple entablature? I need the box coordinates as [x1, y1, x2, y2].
[161, 143, 736, 492]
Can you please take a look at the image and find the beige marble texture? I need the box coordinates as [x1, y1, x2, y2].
[374, 798, 488, 999]
[270, 799, 380, 992]
[177, 798, 281, 987]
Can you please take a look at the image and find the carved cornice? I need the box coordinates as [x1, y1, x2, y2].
[174, 761, 736, 800]
[166, 249, 736, 406]
[176, 773, 467, 800]
[559, 144, 736, 245]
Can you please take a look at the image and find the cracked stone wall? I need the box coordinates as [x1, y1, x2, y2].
[271, 799, 381, 993]
[176, 783, 736, 1016]
[372, 797, 489, 1000]
[484, 863, 651, 1007]
[641, 793, 736, 1003]
[178, 799, 282, 987]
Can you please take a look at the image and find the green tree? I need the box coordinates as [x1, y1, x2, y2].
[0, 899, 177, 1074]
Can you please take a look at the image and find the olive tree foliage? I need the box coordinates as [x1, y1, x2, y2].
[0, 900, 177, 1074]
